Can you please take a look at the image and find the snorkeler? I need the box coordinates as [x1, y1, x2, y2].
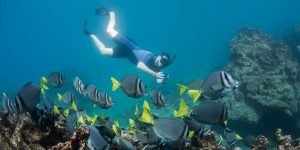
[83, 7, 176, 84]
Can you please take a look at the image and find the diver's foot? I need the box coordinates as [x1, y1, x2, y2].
[95, 6, 110, 16]
[83, 28, 91, 36]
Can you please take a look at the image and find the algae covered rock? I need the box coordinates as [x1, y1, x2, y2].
[224, 27, 300, 123]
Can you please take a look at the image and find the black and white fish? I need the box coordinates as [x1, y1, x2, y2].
[200, 71, 239, 100]
[111, 75, 147, 98]
[14, 82, 41, 113]
[73, 76, 86, 96]
[2, 93, 17, 114]
[47, 72, 67, 87]
[190, 102, 228, 127]
[62, 91, 76, 104]
[86, 85, 113, 109]
[150, 89, 165, 108]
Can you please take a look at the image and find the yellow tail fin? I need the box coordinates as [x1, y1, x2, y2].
[114, 121, 120, 128]
[110, 77, 121, 91]
[187, 90, 202, 103]
[176, 83, 188, 96]
[53, 105, 61, 116]
[173, 110, 178, 117]
[2, 92, 7, 97]
[174, 98, 190, 118]
[138, 109, 154, 124]
[129, 119, 136, 134]
[41, 84, 49, 90]
[112, 124, 120, 137]
[236, 134, 243, 141]
[63, 108, 69, 117]
[57, 93, 63, 101]
[77, 116, 85, 125]
[70, 100, 78, 111]
[189, 131, 195, 139]
[134, 104, 139, 116]
[224, 120, 228, 126]
[143, 99, 151, 112]
[86, 114, 98, 125]
[41, 76, 48, 84]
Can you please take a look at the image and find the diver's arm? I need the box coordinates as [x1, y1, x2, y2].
[137, 62, 156, 77]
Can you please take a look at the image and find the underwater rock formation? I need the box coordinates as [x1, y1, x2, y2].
[0, 112, 68, 149]
[50, 126, 90, 150]
[224, 27, 300, 124]
[275, 128, 300, 150]
[285, 24, 300, 62]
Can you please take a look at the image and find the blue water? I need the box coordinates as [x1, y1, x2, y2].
[1, 0, 300, 143]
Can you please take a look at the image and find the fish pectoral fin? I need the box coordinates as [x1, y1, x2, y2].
[211, 85, 223, 91]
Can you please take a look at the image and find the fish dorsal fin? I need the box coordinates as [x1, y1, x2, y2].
[70, 100, 78, 111]
[2, 92, 7, 97]
[175, 98, 190, 117]
[134, 104, 139, 116]
[143, 99, 151, 112]
[187, 90, 202, 103]
[138, 109, 154, 124]
[176, 83, 188, 96]
[110, 77, 121, 91]
[86, 114, 98, 125]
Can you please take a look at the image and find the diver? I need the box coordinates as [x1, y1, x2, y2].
[84, 7, 176, 84]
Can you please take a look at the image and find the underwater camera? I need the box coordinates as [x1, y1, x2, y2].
[156, 73, 170, 84]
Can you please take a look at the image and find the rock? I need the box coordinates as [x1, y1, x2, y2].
[0, 112, 68, 149]
[224, 27, 300, 124]
[50, 126, 89, 150]
[251, 135, 271, 150]
[285, 24, 300, 62]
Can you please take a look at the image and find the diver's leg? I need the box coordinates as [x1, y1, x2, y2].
[106, 12, 118, 38]
[90, 34, 113, 56]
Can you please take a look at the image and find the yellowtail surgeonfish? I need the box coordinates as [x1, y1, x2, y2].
[190, 102, 228, 127]
[111, 75, 147, 98]
[200, 71, 239, 100]
[150, 89, 165, 108]
[47, 72, 66, 87]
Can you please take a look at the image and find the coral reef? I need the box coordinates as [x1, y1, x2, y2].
[50, 126, 90, 150]
[251, 135, 271, 150]
[275, 128, 300, 150]
[223, 27, 300, 124]
[0, 112, 68, 149]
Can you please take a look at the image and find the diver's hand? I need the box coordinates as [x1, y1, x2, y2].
[154, 72, 165, 79]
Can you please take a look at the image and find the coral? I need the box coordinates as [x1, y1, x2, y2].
[50, 126, 89, 150]
[275, 128, 300, 150]
[251, 135, 271, 150]
[224, 27, 300, 124]
[193, 131, 226, 150]
[0, 112, 68, 149]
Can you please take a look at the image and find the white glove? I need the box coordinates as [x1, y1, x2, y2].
[154, 72, 165, 79]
